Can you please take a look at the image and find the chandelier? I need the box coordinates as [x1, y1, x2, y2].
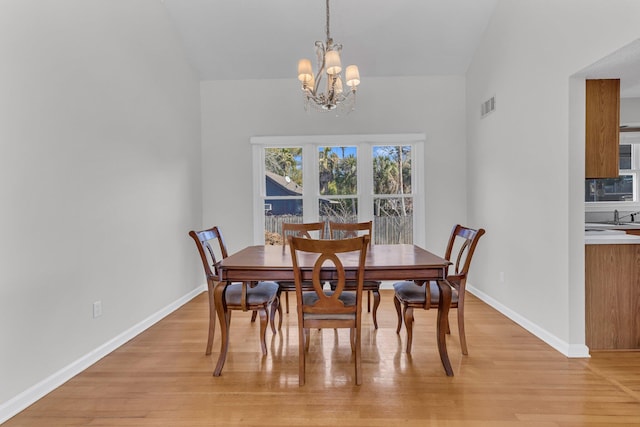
[297, 0, 360, 112]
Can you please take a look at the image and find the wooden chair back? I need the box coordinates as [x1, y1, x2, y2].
[289, 235, 369, 317]
[443, 224, 486, 292]
[281, 221, 325, 252]
[328, 220, 373, 241]
[282, 221, 325, 239]
[188, 226, 228, 281]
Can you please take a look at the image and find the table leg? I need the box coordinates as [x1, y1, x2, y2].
[213, 280, 229, 376]
[436, 280, 454, 376]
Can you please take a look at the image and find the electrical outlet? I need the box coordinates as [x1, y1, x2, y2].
[93, 301, 102, 318]
[499, 272, 505, 283]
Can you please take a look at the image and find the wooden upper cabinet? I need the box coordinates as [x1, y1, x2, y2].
[586, 79, 620, 178]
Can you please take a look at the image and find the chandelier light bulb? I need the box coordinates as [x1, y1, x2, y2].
[345, 65, 360, 88]
[298, 59, 313, 83]
[324, 50, 342, 75]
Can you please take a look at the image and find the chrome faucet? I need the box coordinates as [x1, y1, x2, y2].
[613, 209, 640, 225]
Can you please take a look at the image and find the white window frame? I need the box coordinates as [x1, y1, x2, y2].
[251, 133, 426, 247]
[585, 132, 640, 212]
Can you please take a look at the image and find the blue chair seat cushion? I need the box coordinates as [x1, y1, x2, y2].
[300, 290, 357, 320]
[225, 281, 279, 306]
[302, 290, 357, 307]
[393, 280, 459, 306]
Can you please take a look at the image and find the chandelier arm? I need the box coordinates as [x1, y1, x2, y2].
[312, 41, 326, 97]
[304, 89, 327, 106]
[327, 74, 337, 103]
[312, 71, 323, 97]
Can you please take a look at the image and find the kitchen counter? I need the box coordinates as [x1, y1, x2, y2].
[585, 225, 640, 244]
[585, 222, 640, 229]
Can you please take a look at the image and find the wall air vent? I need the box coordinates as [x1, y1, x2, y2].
[481, 96, 496, 118]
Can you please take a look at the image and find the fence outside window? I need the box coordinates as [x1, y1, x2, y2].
[265, 214, 413, 245]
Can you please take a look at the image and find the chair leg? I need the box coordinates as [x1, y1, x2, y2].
[213, 309, 231, 376]
[371, 290, 381, 329]
[251, 310, 257, 322]
[277, 295, 283, 331]
[349, 328, 355, 352]
[258, 307, 269, 356]
[457, 306, 468, 355]
[299, 322, 306, 386]
[269, 296, 281, 334]
[355, 326, 362, 386]
[394, 295, 403, 334]
[285, 291, 289, 314]
[304, 328, 311, 352]
[367, 290, 371, 312]
[403, 306, 414, 353]
[206, 287, 216, 355]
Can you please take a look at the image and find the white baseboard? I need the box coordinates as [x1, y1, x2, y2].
[467, 284, 590, 358]
[0, 284, 207, 425]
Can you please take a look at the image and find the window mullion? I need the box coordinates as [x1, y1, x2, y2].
[302, 144, 318, 222]
[413, 142, 425, 247]
[252, 145, 265, 244]
[359, 142, 373, 222]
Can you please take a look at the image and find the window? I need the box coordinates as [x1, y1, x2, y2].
[252, 134, 425, 246]
[585, 141, 638, 204]
[373, 145, 413, 244]
[318, 146, 358, 223]
[263, 148, 303, 244]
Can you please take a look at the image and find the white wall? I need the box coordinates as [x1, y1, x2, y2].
[621, 97, 640, 124]
[0, 0, 202, 411]
[466, 0, 640, 354]
[200, 76, 469, 255]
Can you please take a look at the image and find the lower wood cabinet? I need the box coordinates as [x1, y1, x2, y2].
[585, 244, 640, 350]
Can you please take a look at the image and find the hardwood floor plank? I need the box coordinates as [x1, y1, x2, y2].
[5, 290, 640, 426]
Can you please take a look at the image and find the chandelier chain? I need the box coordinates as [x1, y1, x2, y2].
[325, 0, 331, 42]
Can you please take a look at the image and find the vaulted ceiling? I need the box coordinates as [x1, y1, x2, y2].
[162, 0, 498, 80]
[162, 0, 640, 98]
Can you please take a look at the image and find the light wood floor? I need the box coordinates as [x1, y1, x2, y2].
[6, 290, 640, 426]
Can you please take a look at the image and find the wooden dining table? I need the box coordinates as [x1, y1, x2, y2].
[213, 243, 453, 377]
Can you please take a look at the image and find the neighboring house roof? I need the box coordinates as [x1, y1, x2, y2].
[265, 171, 302, 196]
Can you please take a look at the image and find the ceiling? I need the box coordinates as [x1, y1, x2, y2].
[162, 0, 640, 98]
[576, 38, 640, 99]
[162, 0, 498, 80]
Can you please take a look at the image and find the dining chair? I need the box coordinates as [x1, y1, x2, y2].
[328, 220, 382, 329]
[393, 224, 485, 355]
[278, 221, 326, 314]
[188, 226, 280, 359]
[289, 234, 370, 385]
